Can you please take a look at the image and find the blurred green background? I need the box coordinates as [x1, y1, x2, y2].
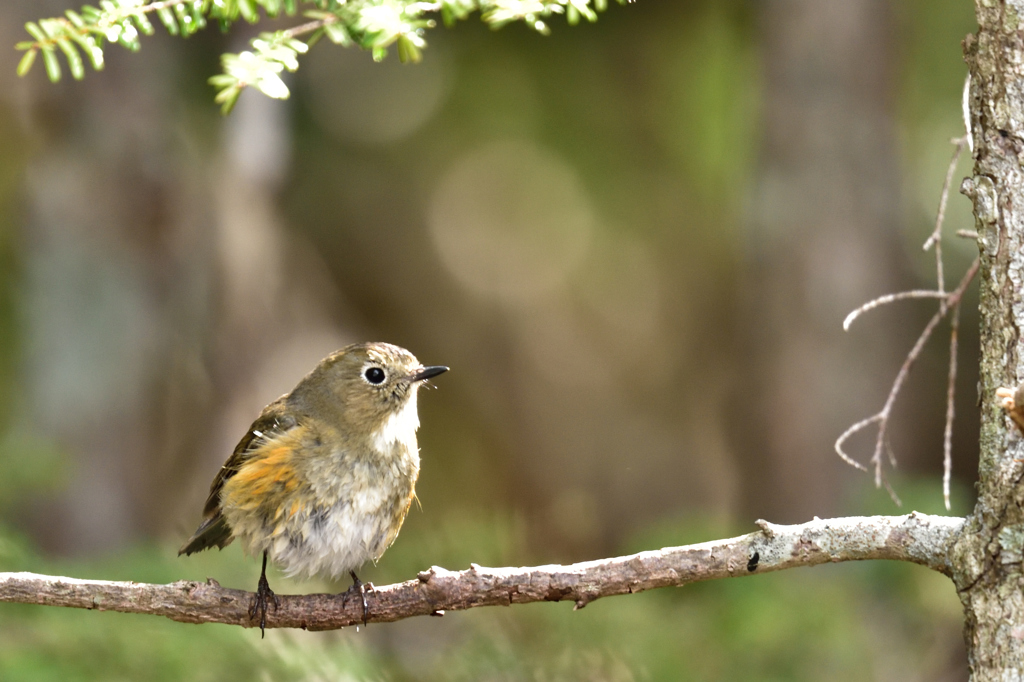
[0, 0, 979, 679]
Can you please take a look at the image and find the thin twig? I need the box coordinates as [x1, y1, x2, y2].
[962, 73, 974, 154]
[27, 0, 202, 50]
[873, 260, 977, 487]
[265, 2, 444, 38]
[125, 0, 189, 14]
[884, 437, 898, 471]
[26, 2, 340, 51]
[843, 290, 948, 331]
[836, 260, 979, 492]
[34, 0, 445, 45]
[883, 479, 902, 508]
[957, 230, 979, 240]
[0, 515, 964, 630]
[837, 130, 974, 503]
[280, 16, 337, 39]
[870, 303, 948, 486]
[922, 136, 968, 293]
[944, 301, 961, 511]
[834, 415, 878, 472]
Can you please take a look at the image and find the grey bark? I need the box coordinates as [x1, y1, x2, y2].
[951, 2, 1024, 678]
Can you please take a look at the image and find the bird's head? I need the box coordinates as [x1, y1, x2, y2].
[291, 342, 448, 448]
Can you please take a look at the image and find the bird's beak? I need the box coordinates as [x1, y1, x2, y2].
[412, 365, 449, 381]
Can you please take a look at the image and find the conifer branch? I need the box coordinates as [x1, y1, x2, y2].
[17, 0, 631, 113]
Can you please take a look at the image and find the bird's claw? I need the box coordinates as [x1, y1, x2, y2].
[249, 561, 279, 638]
[343, 570, 374, 626]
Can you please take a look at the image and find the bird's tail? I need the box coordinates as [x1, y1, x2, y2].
[178, 514, 234, 556]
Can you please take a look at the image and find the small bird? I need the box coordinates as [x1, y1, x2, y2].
[179, 342, 447, 635]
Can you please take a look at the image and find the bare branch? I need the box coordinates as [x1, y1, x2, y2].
[961, 72, 973, 155]
[870, 297, 950, 485]
[834, 415, 878, 471]
[883, 478, 903, 507]
[944, 302, 961, 511]
[836, 259, 980, 491]
[0, 514, 962, 632]
[922, 136, 969, 293]
[843, 290, 948, 331]
[280, 16, 341, 40]
[838, 130, 974, 506]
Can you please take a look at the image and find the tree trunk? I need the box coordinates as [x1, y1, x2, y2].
[739, 0, 904, 522]
[953, 2, 1024, 676]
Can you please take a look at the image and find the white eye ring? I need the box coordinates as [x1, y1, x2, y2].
[363, 365, 387, 385]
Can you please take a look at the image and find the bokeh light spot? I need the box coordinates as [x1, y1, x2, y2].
[428, 140, 594, 304]
[305, 43, 452, 146]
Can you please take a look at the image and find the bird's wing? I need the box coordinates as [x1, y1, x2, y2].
[178, 396, 298, 555]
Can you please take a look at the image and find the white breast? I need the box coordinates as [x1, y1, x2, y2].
[370, 391, 420, 455]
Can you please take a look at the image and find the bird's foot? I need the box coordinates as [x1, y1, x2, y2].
[343, 570, 375, 626]
[249, 566, 279, 638]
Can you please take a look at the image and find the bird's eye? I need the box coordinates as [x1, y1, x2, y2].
[364, 367, 386, 384]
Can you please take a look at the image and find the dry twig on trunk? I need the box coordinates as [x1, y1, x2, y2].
[836, 135, 976, 509]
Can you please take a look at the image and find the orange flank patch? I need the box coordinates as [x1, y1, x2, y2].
[222, 442, 302, 511]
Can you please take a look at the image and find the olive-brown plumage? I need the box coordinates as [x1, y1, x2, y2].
[179, 342, 447, 634]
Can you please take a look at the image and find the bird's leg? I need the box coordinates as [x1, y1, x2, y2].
[248, 551, 279, 638]
[343, 570, 374, 625]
